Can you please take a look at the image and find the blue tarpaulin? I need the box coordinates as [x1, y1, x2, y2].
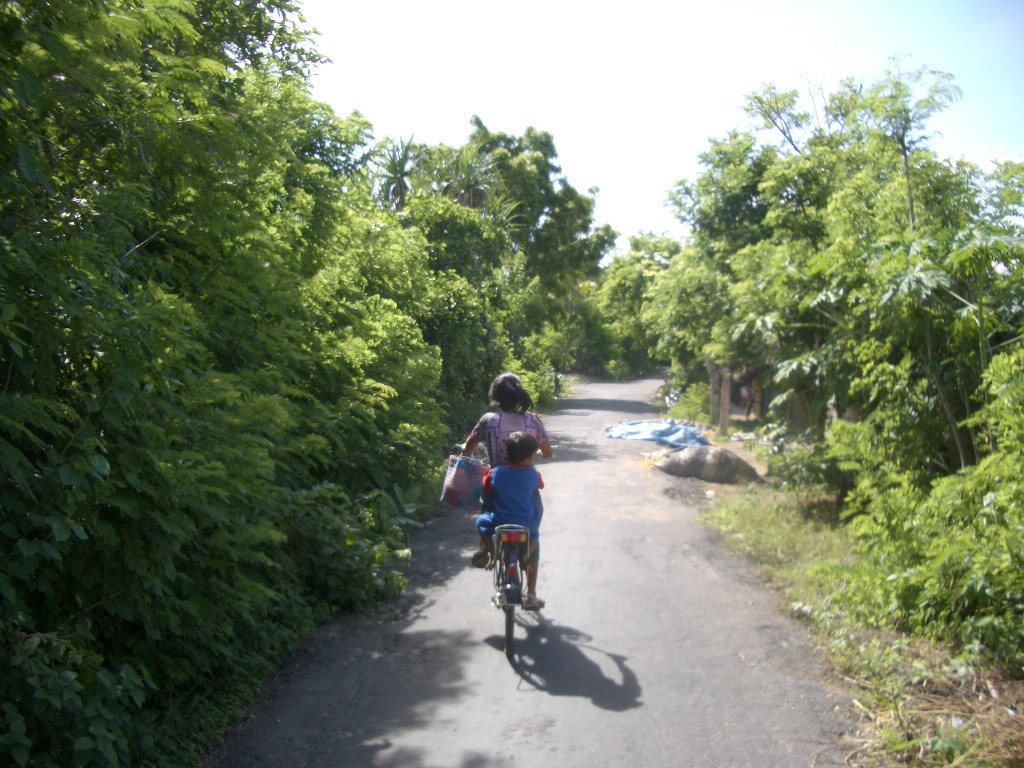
[605, 420, 711, 448]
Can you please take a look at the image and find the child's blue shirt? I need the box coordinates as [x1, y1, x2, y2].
[485, 464, 544, 537]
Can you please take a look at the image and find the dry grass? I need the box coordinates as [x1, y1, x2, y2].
[843, 668, 1024, 766]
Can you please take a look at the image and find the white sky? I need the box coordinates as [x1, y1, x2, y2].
[298, 0, 1024, 253]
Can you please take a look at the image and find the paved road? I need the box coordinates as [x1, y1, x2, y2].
[205, 376, 855, 768]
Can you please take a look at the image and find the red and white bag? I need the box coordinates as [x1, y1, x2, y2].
[440, 455, 488, 511]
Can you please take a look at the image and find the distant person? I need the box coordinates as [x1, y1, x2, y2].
[740, 384, 752, 419]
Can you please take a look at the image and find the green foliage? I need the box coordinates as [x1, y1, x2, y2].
[667, 382, 711, 424]
[5, 5, 1017, 762]
[642, 244, 724, 370]
[397, 197, 507, 437]
[648, 61, 1024, 675]
[521, 323, 576, 374]
[827, 340, 940, 491]
[670, 131, 775, 256]
[504, 358, 558, 410]
[877, 347, 1024, 671]
[765, 439, 843, 497]
[366, 120, 620, 432]
[800, 348, 1024, 674]
[0, 1, 451, 764]
[519, 296, 620, 378]
[592, 238, 671, 377]
[0, 619, 153, 766]
[1, 0, 623, 760]
[470, 118, 615, 291]
[279, 484, 417, 612]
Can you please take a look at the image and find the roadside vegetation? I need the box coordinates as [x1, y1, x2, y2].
[703, 474, 1022, 767]
[641, 56, 1023, 766]
[666, 372, 1022, 765]
[1, 1, 1019, 766]
[1, 3, 611, 765]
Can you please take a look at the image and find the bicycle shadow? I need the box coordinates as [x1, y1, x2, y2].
[485, 616, 642, 712]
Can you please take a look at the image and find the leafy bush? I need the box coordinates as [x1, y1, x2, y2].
[766, 440, 833, 492]
[668, 382, 711, 423]
[886, 348, 1024, 671]
[835, 348, 1024, 672]
[603, 359, 633, 381]
[0, 621, 152, 767]
[280, 484, 417, 612]
[727, 349, 1024, 673]
[0, 4, 443, 764]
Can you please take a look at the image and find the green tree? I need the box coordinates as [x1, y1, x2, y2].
[375, 136, 418, 209]
[594, 235, 672, 375]
[663, 131, 777, 427]
[864, 59, 962, 234]
[430, 142, 498, 209]
[470, 117, 616, 293]
[650, 60, 1024, 671]
[643, 243, 723, 381]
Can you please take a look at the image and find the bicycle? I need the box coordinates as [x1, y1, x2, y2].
[490, 523, 531, 659]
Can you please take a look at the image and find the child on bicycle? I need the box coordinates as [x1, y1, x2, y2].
[474, 431, 546, 609]
[463, 372, 552, 563]
[463, 372, 552, 468]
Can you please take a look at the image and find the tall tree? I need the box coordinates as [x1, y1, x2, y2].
[595, 235, 673, 375]
[864, 59, 962, 233]
[375, 136, 418, 209]
[469, 117, 615, 292]
[664, 131, 777, 428]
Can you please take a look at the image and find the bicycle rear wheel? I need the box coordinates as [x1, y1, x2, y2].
[503, 604, 515, 659]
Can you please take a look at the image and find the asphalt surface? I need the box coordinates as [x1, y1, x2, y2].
[204, 376, 857, 768]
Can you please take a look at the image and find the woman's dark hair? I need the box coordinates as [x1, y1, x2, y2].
[505, 431, 538, 464]
[488, 372, 534, 413]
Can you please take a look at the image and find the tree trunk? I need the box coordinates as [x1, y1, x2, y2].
[902, 146, 916, 234]
[719, 367, 732, 436]
[705, 358, 721, 426]
[751, 380, 763, 420]
[924, 318, 971, 468]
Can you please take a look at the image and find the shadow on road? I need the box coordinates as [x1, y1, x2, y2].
[542, 435, 598, 463]
[207, 378, 654, 768]
[484, 617, 642, 712]
[405, 503, 485, 590]
[553, 397, 658, 416]
[371, 748, 503, 768]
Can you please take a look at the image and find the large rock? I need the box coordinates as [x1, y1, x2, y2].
[654, 445, 762, 484]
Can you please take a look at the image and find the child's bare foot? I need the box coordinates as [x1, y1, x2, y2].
[523, 594, 545, 610]
[470, 550, 489, 568]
